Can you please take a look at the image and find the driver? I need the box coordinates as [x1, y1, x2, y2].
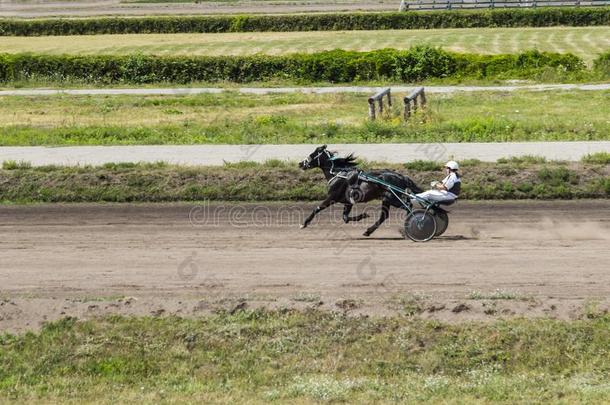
[415, 161, 461, 203]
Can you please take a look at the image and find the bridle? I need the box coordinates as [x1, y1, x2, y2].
[302, 149, 352, 186]
[302, 149, 334, 171]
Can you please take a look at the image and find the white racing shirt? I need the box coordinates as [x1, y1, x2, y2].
[441, 172, 460, 198]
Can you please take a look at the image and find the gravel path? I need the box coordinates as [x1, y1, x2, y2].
[1, 83, 609, 97]
[1, 142, 608, 166]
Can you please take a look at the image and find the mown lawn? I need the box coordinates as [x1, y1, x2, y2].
[0, 311, 608, 403]
[0, 27, 608, 63]
[0, 90, 608, 145]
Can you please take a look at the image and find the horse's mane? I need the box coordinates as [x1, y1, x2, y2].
[331, 152, 358, 168]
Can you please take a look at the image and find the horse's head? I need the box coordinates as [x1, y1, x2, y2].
[299, 145, 332, 170]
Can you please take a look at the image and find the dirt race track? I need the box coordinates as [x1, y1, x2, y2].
[1, 200, 609, 333]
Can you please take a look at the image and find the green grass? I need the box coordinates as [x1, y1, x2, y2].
[0, 90, 608, 145]
[1, 160, 31, 170]
[1, 27, 608, 63]
[0, 159, 607, 203]
[582, 152, 610, 164]
[0, 311, 608, 403]
[467, 289, 532, 301]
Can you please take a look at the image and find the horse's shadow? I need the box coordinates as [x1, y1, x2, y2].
[353, 234, 475, 241]
[436, 235, 475, 241]
[353, 237, 405, 241]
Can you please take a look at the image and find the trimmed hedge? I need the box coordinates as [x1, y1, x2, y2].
[0, 8, 609, 36]
[0, 48, 592, 84]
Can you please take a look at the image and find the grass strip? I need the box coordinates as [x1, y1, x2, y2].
[1, 156, 608, 203]
[0, 310, 608, 402]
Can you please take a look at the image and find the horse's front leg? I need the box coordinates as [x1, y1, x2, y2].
[342, 204, 369, 223]
[301, 197, 334, 229]
[363, 200, 390, 237]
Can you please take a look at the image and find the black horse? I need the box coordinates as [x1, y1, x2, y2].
[298, 145, 423, 236]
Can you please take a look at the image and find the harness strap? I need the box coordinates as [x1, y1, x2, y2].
[328, 171, 350, 184]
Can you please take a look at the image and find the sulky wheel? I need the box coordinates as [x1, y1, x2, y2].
[432, 209, 449, 237]
[404, 209, 437, 242]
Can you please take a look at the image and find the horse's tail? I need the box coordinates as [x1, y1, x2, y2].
[380, 171, 423, 194]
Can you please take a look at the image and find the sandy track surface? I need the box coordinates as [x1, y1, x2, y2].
[1, 200, 609, 332]
[0, 0, 394, 18]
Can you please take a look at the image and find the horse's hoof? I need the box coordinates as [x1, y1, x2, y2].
[300, 224, 307, 229]
[363, 231, 371, 237]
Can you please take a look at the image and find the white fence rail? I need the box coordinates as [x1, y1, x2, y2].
[399, 0, 610, 10]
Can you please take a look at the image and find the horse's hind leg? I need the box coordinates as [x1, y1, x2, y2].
[301, 197, 334, 229]
[363, 200, 390, 237]
[342, 204, 369, 223]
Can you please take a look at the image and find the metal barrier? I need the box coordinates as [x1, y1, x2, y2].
[399, 0, 609, 10]
[368, 88, 392, 120]
[403, 87, 426, 120]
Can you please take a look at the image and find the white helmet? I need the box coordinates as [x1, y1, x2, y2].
[445, 161, 459, 170]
